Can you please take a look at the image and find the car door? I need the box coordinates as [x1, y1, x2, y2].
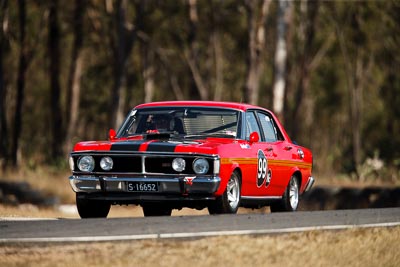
[256, 110, 293, 196]
[240, 111, 278, 197]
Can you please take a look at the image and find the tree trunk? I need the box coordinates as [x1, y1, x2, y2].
[0, 0, 8, 169]
[143, 47, 155, 103]
[243, 0, 270, 105]
[10, 0, 27, 167]
[48, 0, 63, 160]
[289, 0, 318, 139]
[272, 0, 292, 119]
[210, 1, 223, 101]
[109, 0, 137, 129]
[65, 0, 86, 154]
[186, 0, 209, 100]
[335, 8, 370, 179]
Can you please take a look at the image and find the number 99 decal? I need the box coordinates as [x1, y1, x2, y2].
[257, 150, 269, 187]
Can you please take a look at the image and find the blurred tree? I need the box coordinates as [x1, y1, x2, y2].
[10, 0, 28, 166]
[48, 0, 64, 160]
[65, 0, 86, 154]
[108, 0, 138, 129]
[272, 0, 292, 119]
[242, 0, 270, 105]
[0, 0, 8, 169]
[185, 0, 209, 100]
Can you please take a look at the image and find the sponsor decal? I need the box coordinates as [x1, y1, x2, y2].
[240, 143, 251, 149]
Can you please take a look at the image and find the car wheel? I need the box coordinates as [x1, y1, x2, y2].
[76, 194, 111, 218]
[270, 175, 299, 212]
[208, 171, 241, 214]
[142, 204, 172, 217]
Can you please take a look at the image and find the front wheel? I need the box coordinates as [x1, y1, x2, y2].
[76, 194, 111, 218]
[208, 171, 241, 214]
[270, 175, 300, 212]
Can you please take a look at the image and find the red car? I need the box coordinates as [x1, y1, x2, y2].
[69, 101, 314, 217]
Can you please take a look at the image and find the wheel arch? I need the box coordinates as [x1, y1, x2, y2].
[292, 170, 302, 188]
[216, 163, 241, 195]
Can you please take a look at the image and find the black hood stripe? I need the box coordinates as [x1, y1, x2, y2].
[147, 142, 177, 152]
[110, 140, 178, 152]
[110, 142, 142, 151]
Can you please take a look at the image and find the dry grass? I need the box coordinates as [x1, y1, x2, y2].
[1, 227, 399, 267]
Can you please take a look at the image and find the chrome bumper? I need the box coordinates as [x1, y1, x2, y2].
[69, 175, 220, 195]
[304, 176, 315, 192]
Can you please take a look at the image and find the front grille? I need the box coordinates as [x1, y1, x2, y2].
[72, 153, 215, 175]
[144, 157, 197, 174]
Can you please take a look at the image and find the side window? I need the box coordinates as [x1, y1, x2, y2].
[257, 112, 277, 142]
[245, 112, 262, 140]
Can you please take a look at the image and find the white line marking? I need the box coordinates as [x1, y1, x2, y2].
[0, 217, 58, 221]
[1, 222, 399, 243]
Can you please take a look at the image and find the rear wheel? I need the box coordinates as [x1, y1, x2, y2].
[76, 194, 111, 218]
[142, 204, 172, 217]
[208, 171, 241, 214]
[270, 175, 300, 212]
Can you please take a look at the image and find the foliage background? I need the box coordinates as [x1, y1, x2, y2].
[0, 0, 399, 181]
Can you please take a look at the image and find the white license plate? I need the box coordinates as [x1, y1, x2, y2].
[127, 182, 159, 192]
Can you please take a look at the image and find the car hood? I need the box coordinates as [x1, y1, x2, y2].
[73, 136, 236, 155]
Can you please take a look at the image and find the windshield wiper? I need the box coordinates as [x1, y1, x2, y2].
[184, 133, 236, 139]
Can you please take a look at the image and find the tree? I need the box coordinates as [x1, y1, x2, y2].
[64, 0, 86, 154]
[10, 0, 28, 166]
[48, 0, 64, 160]
[0, 0, 8, 168]
[243, 0, 271, 105]
[108, 0, 137, 129]
[289, 0, 319, 139]
[272, 0, 293, 119]
[185, 0, 209, 100]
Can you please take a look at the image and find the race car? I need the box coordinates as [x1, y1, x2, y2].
[68, 101, 314, 217]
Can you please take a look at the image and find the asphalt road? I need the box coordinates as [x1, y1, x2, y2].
[1, 208, 400, 243]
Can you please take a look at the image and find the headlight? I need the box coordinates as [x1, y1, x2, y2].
[172, 158, 186, 172]
[100, 157, 113, 171]
[69, 156, 75, 171]
[193, 158, 209, 174]
[77, 156, 95, 172]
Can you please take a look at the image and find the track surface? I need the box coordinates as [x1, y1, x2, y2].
[1, 208, 400, 242]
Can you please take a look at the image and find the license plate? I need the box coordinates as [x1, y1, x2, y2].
[127, 182, 159, 192]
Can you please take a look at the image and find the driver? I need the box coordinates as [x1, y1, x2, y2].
[146, 114, 172, 133]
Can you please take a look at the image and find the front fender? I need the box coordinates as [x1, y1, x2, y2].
[215, 162, 240, 196]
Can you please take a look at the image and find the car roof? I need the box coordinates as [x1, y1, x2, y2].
[134, 101, 268, 112]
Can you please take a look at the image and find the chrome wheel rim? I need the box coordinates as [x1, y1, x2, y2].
[227, 173, 240, 209]
[289, 177, 299, 210]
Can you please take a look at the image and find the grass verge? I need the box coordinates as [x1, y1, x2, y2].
[1, 226, 399, 267]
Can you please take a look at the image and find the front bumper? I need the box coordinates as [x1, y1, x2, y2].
[69, 175, 221, 197]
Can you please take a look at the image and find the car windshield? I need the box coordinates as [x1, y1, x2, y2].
[117, 107, 240, 139]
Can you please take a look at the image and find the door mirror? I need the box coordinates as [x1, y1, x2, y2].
[109, 129, 116, 140]
[249, 132, 259, 144]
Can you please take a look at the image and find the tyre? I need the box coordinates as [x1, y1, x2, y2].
[270, 175, 300, 212]
[142, 204, 172, 217]
[208, 171, 241, 214]
[76, 194, 111, 218]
